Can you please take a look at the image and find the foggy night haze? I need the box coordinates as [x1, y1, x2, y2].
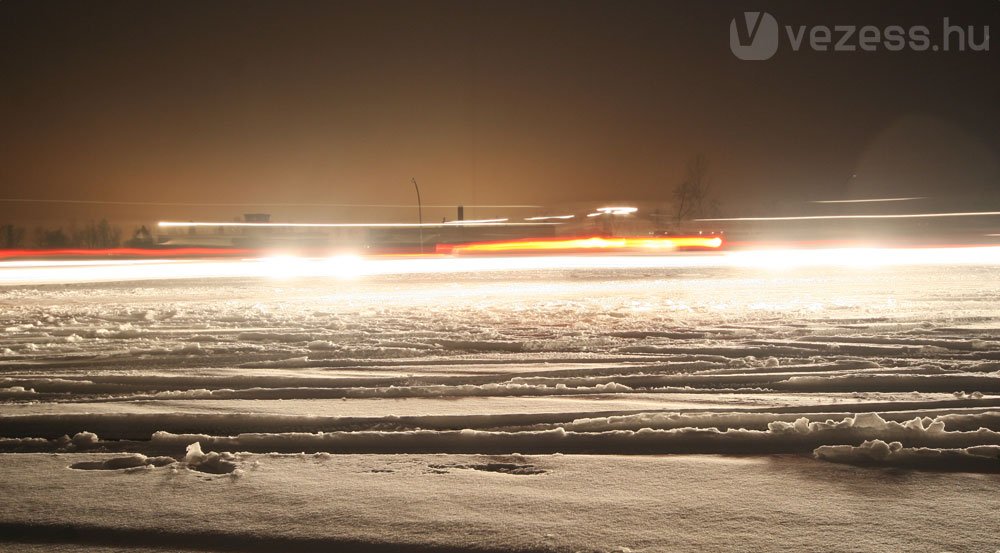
[2, 3, 1000, 553]
[0, 1, 997, 227]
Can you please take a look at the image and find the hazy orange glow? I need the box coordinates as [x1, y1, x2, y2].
[439, 235, 724, 254]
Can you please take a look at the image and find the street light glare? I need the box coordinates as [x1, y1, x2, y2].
[596, 207, 639, 215]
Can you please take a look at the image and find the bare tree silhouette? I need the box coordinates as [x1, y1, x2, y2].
[0, 224, 26, 248]
[672, 154, 719, 224]
[31, 219, 123, 248]
[35, 227, 69, 248]
[73, 219, 121, 248]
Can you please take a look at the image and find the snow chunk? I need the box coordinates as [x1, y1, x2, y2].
[183, 442, 239, 474]
[0, 386, 36, 397]
[71, 431, 99, 448]
[307, 340, 341, 351]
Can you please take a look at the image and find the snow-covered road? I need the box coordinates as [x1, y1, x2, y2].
[2, 258, 999, 551]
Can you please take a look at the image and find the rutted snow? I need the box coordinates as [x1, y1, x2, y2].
[2, 262, 1000, 551]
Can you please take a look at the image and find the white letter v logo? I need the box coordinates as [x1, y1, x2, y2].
[730, 11, 779, 61]
[736, 12, 763, 45]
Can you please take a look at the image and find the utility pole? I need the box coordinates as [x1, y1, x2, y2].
[412, 177, 423, 253]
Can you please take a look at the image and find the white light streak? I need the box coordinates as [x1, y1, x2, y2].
[523, 215, 576, 221]
[811, 197, 926, 204]
[157, 220, 554, 228]
[696, 211, 1000, 222]
[596, 206, 639, 215]
[0, 198, 541, 208]
[5, 247, 1000, 285]
[442, 218, 509, 225]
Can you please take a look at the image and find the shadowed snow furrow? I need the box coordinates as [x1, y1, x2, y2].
[0, 522, 548, 553]
[7, 412, 1000, 460]
[0, 411, 643, 440]
[8, 408, 1000, 442]
[49, 381, 638, 403]
[814, 440, 1000, 472]
[795, 336, 997, 351]
[776, 374, 1000, 393]
[559, 410, 1000, 433]
[130, 412, 1000, 455]
[9, 363, 993, 402]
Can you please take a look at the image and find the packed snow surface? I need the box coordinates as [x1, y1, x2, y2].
[1, 259, 999, 551]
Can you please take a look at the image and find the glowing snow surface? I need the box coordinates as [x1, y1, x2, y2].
[1, 261, 999, 552]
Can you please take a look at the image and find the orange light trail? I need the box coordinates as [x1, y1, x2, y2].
[439, 235, 724, 254]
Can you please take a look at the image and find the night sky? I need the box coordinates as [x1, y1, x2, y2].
[1, 0, 997, 226]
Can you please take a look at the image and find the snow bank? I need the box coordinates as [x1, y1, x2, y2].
[0, 437, 50, 451]
[0, 431, 100, 453]
[71, 453, 175, 471]
[147, 412, 1000, 455]
[563, 410, 1000, 433]
[619, 344, 823, 357]
[130, 381, 636, 401]
[2, 411, 605, 440]
[814, 440, 1000, 472]
[778, 374, 1000, 393]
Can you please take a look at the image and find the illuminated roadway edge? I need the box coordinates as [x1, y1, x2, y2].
[0, 236, 723, 260]
[3, 245, 1000, 285]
